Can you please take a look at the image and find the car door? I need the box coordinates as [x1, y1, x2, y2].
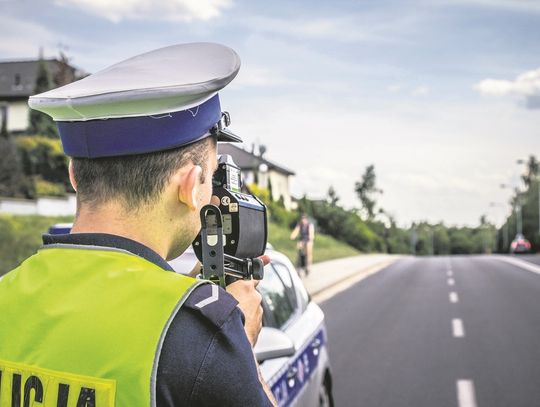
[257, 261, 297, 403]
[259, 258, 327, 407]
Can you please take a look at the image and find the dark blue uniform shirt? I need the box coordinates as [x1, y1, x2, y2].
[42, 233, 273, 407]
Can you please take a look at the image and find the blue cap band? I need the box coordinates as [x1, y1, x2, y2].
[57, 94, 221, 158]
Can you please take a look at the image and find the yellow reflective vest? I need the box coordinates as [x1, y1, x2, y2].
[0, 245, 204, 406]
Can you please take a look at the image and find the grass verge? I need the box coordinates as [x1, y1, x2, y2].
[0, 215, 360, 277]
[268, 222, 360, 265]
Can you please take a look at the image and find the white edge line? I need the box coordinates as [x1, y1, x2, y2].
[495, 256, 540, 275]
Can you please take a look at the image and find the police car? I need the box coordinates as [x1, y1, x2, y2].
[170, 246, 334, 407]
[49, 225, 334, 407]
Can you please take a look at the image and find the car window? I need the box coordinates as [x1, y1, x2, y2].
[271, 261, 297, 310]
[258, 264, 295, 329]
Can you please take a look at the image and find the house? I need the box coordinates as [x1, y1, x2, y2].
[218, 143, 295, 210]
[0, 58, 80, 133]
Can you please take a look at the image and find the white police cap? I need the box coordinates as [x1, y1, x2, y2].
[28, 42, 242, 158]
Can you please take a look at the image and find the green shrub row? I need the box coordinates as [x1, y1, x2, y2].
[0, 214, 73, 276]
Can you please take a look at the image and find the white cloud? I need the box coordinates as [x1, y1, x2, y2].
[411, 86, 430, 96]
[54, 0, 232, 22]
[386, 85, 430, 96]
[386, 84, 403, 93]
[475, 68, 540, 109]
[226, 90, 539, 226]
[237, 14, 419, 45]
[450, 0, 540, 13]
[232, 64, 292, 88]
[0, 15, 56, 57]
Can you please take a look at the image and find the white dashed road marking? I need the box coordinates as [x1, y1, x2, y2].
[449, 292, 459, 303]
[448, 278, 455, 286]
[452, 318, 465, 338]
[447, 270, 453, 277]
[457, 380, 478, 407]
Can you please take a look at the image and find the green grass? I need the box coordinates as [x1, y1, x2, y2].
[0, 214, 74, 276]
[0, 215, 360, 277]
[268, 222, 360, 264]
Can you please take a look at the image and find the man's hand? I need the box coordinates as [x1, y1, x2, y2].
[226, 254, 269, 346]
[227, 279, 263, 347]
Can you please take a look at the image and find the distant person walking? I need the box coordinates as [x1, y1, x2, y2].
[290, 214, 315, 276]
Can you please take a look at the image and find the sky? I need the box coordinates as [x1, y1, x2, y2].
[1, 0, 539, 227]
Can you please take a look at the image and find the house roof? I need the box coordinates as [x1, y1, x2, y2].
[218, 143, 295, 176]
[0, 59, 80, 98]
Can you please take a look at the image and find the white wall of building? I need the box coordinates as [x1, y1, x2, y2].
[7, 100, 29, 132]
[251, 169, 292, 210]
[268, 170, 292, 210]
[0, 194, 76, 216]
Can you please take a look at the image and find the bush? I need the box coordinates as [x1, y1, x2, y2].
[246, 184, 360, 261]
[0, 134, 26, 198]
[248, 183, 297, 228]
[0, 214, 73, 276]
[300, 199, 380, 252]
[15, 135, 71, 196]
[35, 177, 67, 197]
[268, 222, 359, 264]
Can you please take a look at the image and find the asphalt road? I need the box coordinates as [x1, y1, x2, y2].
[516, 254, 540, 266]
[320, 256, 540, 407]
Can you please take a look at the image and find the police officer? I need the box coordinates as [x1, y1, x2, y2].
[0, 43, 277, 406]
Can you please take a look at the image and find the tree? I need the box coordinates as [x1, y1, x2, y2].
[28, 57, 58, 138]
[327, 186, 339, 205]
[0, 115, 7, 138]
[479, 214, 488, 226]
[15, 136, 70, 194]
[354, 164, 382, 220]
[522, 155, 539, 187]
[498, 154, 540, 252]
[0, 132, 25, 197]
[54, 51, 75, 87]
[520, 159, 540, 251]
[267, 178, 273, 201]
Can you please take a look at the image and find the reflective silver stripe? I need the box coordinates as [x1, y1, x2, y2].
[150, 280, 208, 407]
[195, 284, 220, 308]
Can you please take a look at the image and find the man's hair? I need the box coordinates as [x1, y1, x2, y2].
[72, 136, 216, 211]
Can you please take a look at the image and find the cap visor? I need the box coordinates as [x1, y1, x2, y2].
[217, 128, 242, 143]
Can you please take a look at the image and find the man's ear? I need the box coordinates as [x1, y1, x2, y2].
[178, 165, 202, 210]
[68, 160, 77, 192]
